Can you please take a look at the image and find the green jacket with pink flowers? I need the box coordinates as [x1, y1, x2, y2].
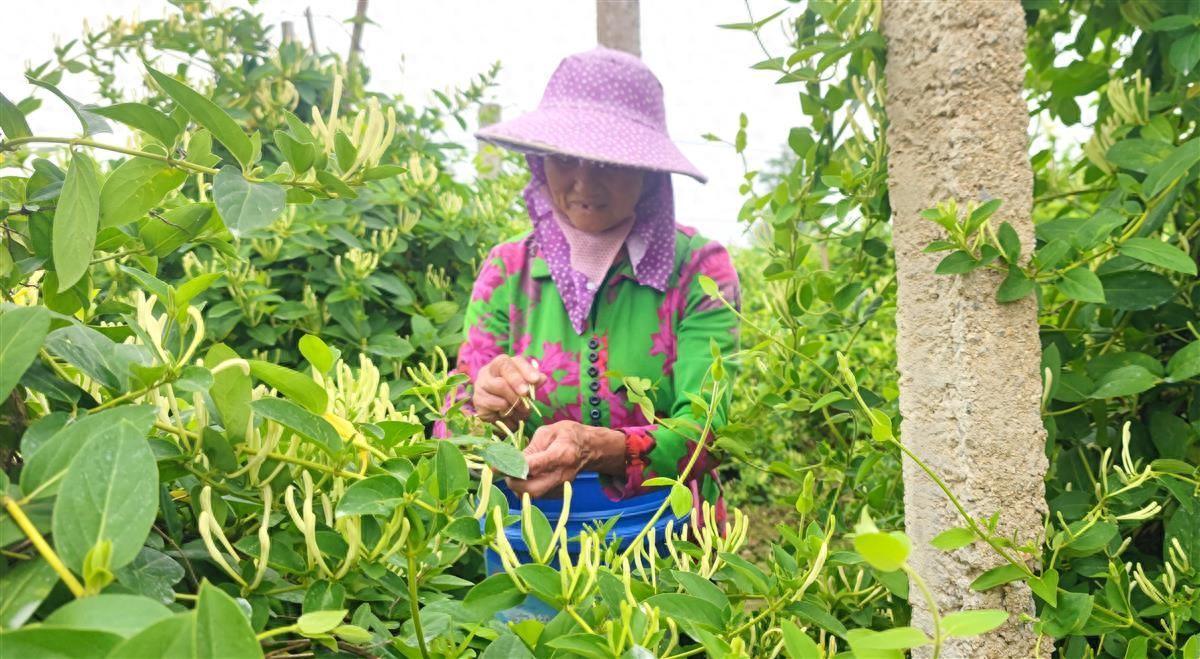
[452, 224, 740, 516]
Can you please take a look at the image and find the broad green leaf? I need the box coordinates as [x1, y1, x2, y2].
[969, 563, 1026, 591]
[480, 632, 535, 659]
[1055, 267, 1105, 304]
[0, 91, 32, 139]
[1099, 270, 1176, 310]
[1168, 32, 1200, 78]
[1040, 591, 1094, 636]
[546, 634, 611, 658]
[930, 527, 975, 551]
[1118, 237, 1197, 275]
[52, 423, 159, 572]
[296, 609, 347, 636]
[669, 482, 693, 518]
[335, 475, 405, 518]
[205, 343, 251, 441]
[854, 531, 910, 572]
[114, 547, 186, 605]
[846, 626, 929, 650]
[146, 66, 252, 168]
[298, 334, 334, 374]
[195, 581, 262, 658]
[1106, 138, 1173, 173]
[0, 306, 50, 401]
[26, 74, 112, 136]
[52, 151, 101, 291]
[463, 573, 525, 619]
[251, 398, 342, 456]
[99, 158, 186, 228]
[940, 609, 1008, 637]
[432, 440, 469, 498]
[21, 406, 156, 500]
[1073, 208, 1126, 250]
[1168, 341, 1200, 382]
[781, 619, 821, 659]
[274, 130, 315, 174]
[139, 203, 214, 257]
[45, 594, 172, 638]
[105, 613, 195, 658]
[0, 558, 58, 629]
[88, 103, 180, 145]
[1089, 365, 1159, 398]
[1029, 568, 1059, 606]
[935, 250, 977, 275]
[514, 563, 562, 603]
[44, 324, 129, 390]
[671, 570, 731, 616]
[644, 593, 725, 631]
[1142, 138, 1200, 198]
[248, 359, 327, 414]
[212, 166, 285, 237]
[996, 266, 1034, 303]
[482, 441, 528, 478]
[0, 626, 122, 658]
[334, 131, 357, 172]
[997, 222, 1020, 263]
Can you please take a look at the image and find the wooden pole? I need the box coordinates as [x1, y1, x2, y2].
[304, 7, 319, 54]
[596, 0, 640, 57]
[348, 0, 369, 84]
[281, 21, 295, 44]
[882, 1, 1047, 656]
[477, 103, 502, 179]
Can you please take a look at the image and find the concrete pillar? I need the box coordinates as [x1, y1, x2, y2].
[596, 0, 640, 57]
[882, 1, 1048, 656]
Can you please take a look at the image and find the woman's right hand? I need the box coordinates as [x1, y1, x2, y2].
[472, 354, 546, 425]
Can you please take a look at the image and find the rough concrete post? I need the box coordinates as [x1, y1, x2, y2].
[596, 0, 640, 57]
[882, 1, 1048, 657]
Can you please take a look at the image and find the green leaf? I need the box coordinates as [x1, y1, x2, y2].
[0, 626, 123, 658]
[212, 167, 286, 238]
[52, 151, 101, 291]
[940, 609, 1008, 638]
[297, 609, 347, 636]
[107, 613, 195, 658]
[0, 91, 32, 139]
[248, 359, 328, 414]
[146, 65, 252, 168]
[114, 547, 185, 605]
[1029, 568, 1059, 606]
[334, 131, 357, 172]
[645, 593, 726, 631]
[139, 202, 214, 257]
[781, 619, 821, 659]
[0, 558, 59, 629]
[205, 343, 251, 442]
[88, 103, 180, 146]
[1118, 238, 1198, 275]
[996, 266, 1035, 303]
[274, 130, 315, 174]
[854, 531, 910, 572]
[966, 198, 1002, 232]
[0, 306, 50, 401]
[432, 440, 469, 498]
[1106, 138, 1173, 173]
[1055, 268, 1105, 304]
[26, 75, 111, 136]
[463, 573, 525, 619]
[335, 475, 404, 518]
[21, 406, 157, 500]
[480, 632, 534, 659]
[1099, 270, 1176, 310]
[671, 570, 730, 615]
[51, 420, 159, 572]
[99, 158, 187, 228]
[1088, 365, 1159, 398]
[997, 222, 1021, 263]
[195, 581, 263, 658]
[845, 626, 930, 651]
[546, 634, 612, 658]
[1168, 341, 1200, 382]
[930, 527, 976, 551]
[482, 442, 528, 478]
[1168, 31, 1200, 77]
[513, 563, 562, 603]
[1073, 208, 1126, 250]
[669, 482, 693, 518]
[1143, 138, 1200, 198]
[935, 250, 977, 275]
[44, 594, 172, 638]
[298, 334, 334, 374]
[251, 398, 342, 456]
[1040, 591, 1094, 636]
[969, 563, 1027, 591]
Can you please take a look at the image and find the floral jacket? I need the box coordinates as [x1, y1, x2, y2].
[451, 224, 740, 515]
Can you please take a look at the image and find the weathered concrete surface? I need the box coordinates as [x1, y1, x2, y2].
[882, 1, 1048, 656]
[596, 0, 641, 57]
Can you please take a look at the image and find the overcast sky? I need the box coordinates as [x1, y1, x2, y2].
[2, 1, 805, 246]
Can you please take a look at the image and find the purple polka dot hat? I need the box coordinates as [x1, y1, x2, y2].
[475, 47, 707, 184]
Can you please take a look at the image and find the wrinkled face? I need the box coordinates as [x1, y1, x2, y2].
[543, 154, 646, 233]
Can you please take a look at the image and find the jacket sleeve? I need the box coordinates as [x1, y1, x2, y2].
[601, 240, 740, 498]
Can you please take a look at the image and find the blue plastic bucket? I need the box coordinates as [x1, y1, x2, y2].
[482, 472, 680, 622]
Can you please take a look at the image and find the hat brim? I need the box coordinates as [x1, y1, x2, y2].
[475, 107, 707, 184]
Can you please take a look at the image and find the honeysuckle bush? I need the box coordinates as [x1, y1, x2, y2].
[720, 0, 1199, 656]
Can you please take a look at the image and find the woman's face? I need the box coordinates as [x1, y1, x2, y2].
[543, 155, 646, 233]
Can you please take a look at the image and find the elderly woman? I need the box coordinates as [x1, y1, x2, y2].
[453, 47, 740, 521]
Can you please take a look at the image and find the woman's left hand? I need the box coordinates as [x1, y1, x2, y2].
[506, 421, 625, 498]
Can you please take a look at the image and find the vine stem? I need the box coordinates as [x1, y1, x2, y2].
[406, 550, 431, 659]
[2, 495, 85, 597]
[256, 624, 298, 641]
[904, 564, 943, 659]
